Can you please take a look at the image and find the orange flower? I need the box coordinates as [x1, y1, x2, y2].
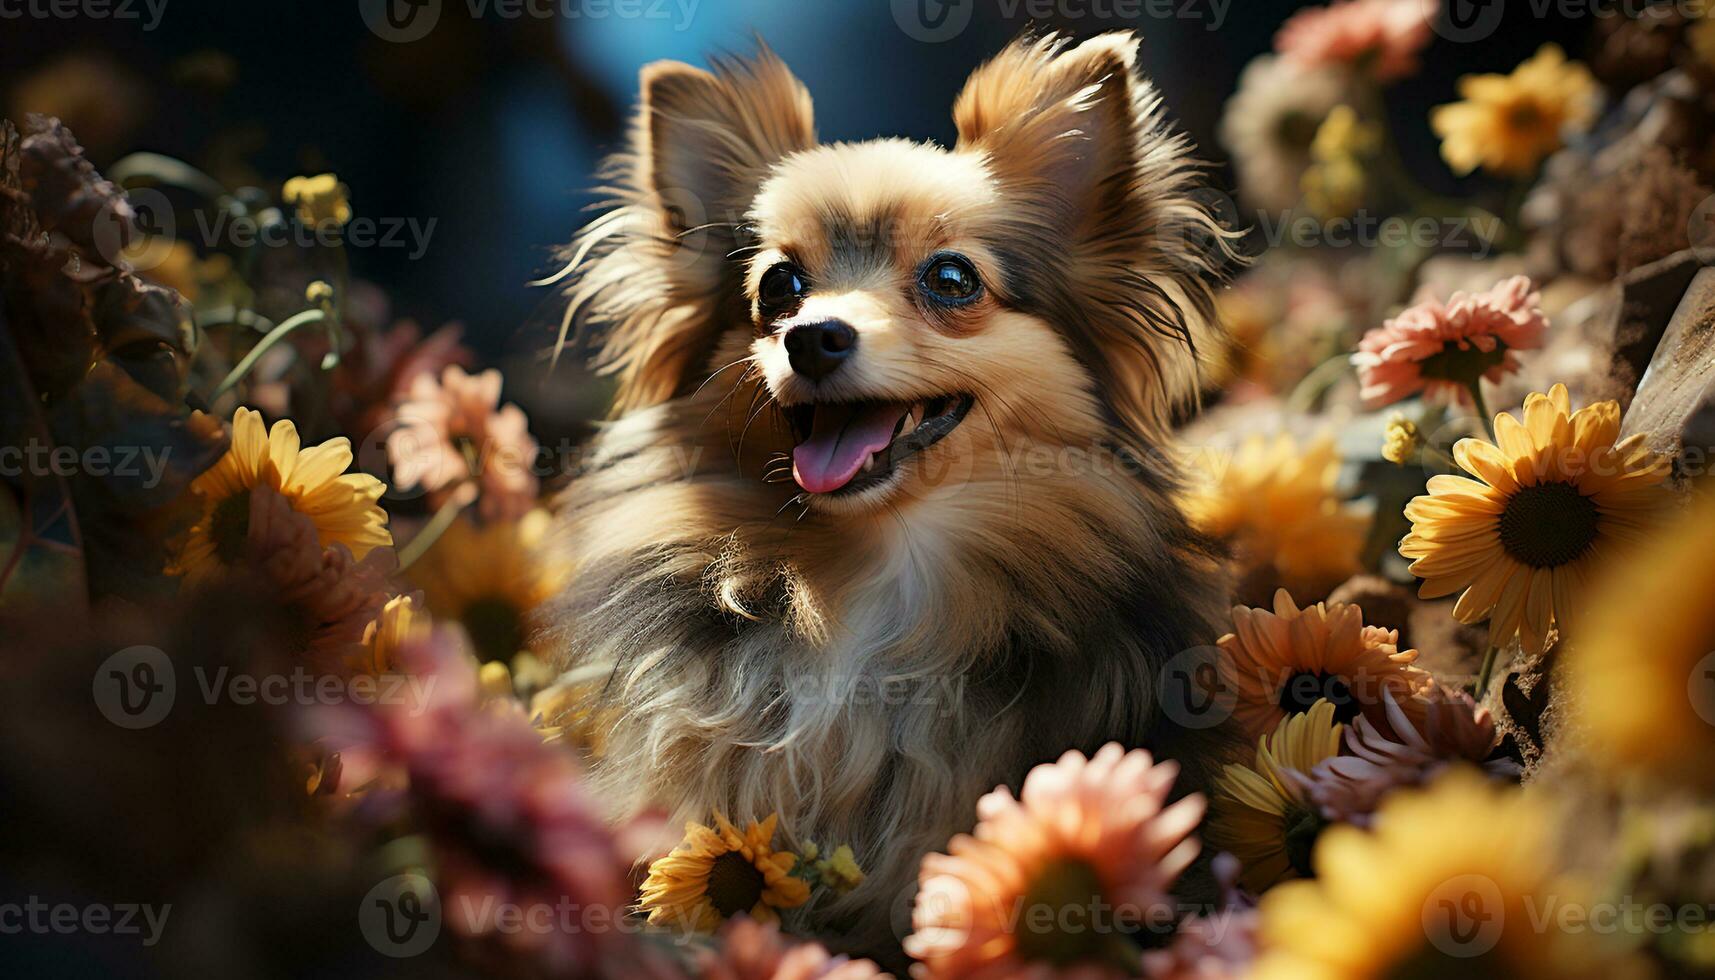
[906, 744, 1203, 978]
[1217, 589, 1431, 742]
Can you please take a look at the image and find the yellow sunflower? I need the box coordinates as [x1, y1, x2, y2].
[1568, 488, 1715, 790]
[171, 407, 390, 582]
[1208, 699, 1344, 894]
[406, 509, 567, 664]
[1254, 769, 1641, 979]
[1400, 384, 1673, 656]
[1183, 434, 1370, 604]
[1432, 44, 1599, 177]
[638, 813, 810, 933]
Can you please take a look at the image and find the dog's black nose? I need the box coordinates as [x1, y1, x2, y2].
[783, 320, 857, 381]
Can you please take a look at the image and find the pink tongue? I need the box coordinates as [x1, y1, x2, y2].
[792, 402, 905, 493]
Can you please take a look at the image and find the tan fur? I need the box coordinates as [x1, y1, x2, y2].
[542, 33, 1237, 962]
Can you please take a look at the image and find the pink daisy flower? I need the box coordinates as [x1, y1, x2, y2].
[387, 365, 539, 522]
[694, 916, 890, 980]
[354, 632, 634, 973]
[1275, 0, 1434, 82]
[1351, 275, 1549, 408]
[905, 744, 1204, 979]
[1285, 686, 1521, 827]
[1140, 855, 1257, 980]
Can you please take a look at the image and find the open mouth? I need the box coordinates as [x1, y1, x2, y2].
[784, 394, 974, 495]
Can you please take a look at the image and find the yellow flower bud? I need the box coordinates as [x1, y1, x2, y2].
[282, 173, 352, 227]
[1381, 415, 1423, 466]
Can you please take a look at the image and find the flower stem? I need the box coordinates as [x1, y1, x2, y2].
[1474, 644, 1501, 699]
[209, 308, 328, 402]
[1465, 380, 1494, 439]
[397, 489, 472, 572]
[1287, 354, 1353, 414]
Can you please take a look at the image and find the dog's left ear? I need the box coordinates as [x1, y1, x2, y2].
[953, 32, 1143, 232]
[954, 33, 1232, 443]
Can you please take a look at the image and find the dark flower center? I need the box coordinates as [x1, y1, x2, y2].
[211, 490, 253, 564]
[1505, 101, 1546, 135]
[1498, 481, 1599, 569]
[706, 851, 766, 918]
[461, 596, 524, 664]
[1387, 944, 1512, 980]
[1277, 671, 1360, 723]
[1015, 858, 1113, 966]
[1276, 110, 1322, 152]
[1284, 806, 1328, 878]
[1417, 343, 1510, 387]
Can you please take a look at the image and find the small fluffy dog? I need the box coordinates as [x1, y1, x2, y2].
[543, 32, 1233, 956]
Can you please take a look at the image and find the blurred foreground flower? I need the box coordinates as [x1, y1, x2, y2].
[388, 364, 539, 523]
[1183, 435, 1369, 604]
[1400, 384, 1672, 655]
[1254, 770, 1634, 978]
[694, 916, 888, 980]
[639, 814, 810, 933]
[1290, 686, 1518, 827]
[1432, 44, 1599, 177]
[1220, 55, 1351, 213]
[1140, 854, 1258, 980]
[170, 407, 390, 583]
[361, 632, 632, 971]
[905, 744, 1203, 978]
[1218, 588, 1430, 742]
[1568, 489, 1715, 790]
[1274, 0, 1431, 82]
[1209, 700, 1343, 893]
[1353, 276, 1548, 410]
[407, 509, 566, 663]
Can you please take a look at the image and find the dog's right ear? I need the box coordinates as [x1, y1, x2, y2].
[640, 55, 816, 276]
[563, 50, 815, 413]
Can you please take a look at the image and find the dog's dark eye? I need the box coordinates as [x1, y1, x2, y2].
[758, 262, 809, 314]
[919, 254, 982, 305]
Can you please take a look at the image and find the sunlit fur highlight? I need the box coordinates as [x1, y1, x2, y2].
[542, 33, 1237, 961]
